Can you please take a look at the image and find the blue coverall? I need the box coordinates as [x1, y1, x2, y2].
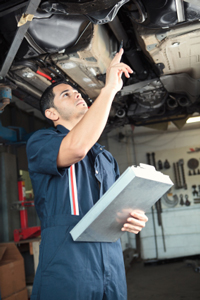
[26, 125, 127, 300]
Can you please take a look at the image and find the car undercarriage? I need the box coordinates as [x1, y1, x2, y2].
[0, 0, 200, 132]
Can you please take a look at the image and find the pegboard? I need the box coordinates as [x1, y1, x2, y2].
[149, 145, 200, 209]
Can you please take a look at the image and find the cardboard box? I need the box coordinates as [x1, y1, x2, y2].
[0, 243, 27, 300]
[4, 288, 28, 300]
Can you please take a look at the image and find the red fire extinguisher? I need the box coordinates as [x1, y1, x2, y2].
[18, 179, 28, 229]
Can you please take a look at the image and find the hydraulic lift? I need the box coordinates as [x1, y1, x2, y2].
[13, 178, 41, 242]
[0, 120, 41, 242]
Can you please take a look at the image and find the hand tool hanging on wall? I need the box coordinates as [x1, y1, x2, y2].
[176, 162, 182, 188]
[151, 152, 156, 169]
[192, 185, 198, 196]
[157, 160, 163, 170]
[151, 152, 166, 252]
[146, 152, 158, 259]
[173, 159, 187, 189]
[164, 159, 170, 169]
[173, 163, 181, 189]
[180, 194, 184, 205]
[187, 158, 199, 170]
[156, 159, 171, 171]
[162, 193, 178, 207]
[185, 194, 191, 206]
[179, 159, 187, 189]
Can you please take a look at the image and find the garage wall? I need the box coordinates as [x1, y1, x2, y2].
[100, 124, 200, 258]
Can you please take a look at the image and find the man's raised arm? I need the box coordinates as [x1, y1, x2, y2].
[57, 48, 133, 167]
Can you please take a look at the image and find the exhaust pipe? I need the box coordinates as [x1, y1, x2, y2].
[116, 109, 126, 118]
[167, 97, 178, 110]
[177, 96, 190, 107]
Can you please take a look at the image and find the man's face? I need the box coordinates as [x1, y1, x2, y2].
[52, 83, 88, 121]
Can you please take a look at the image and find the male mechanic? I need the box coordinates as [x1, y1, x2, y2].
[27, 48, 148, 300]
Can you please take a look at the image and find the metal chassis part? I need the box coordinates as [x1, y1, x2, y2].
[120, 79, 160, 96]
[160, 74, 200, 104]
[0, 0, 41, 78]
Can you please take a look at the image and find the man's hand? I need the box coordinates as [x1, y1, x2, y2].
[121, 211, 148, 234]
[57, 48, 133, 168]
[105, 48, 133, 93]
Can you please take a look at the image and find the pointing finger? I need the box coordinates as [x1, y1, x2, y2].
[112, 64, 133, 77]
[111, 48, 124, 65]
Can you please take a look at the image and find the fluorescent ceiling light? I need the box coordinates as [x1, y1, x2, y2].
[186, 116, 200, 123]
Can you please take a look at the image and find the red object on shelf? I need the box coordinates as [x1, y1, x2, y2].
[14, 179, 41, 242]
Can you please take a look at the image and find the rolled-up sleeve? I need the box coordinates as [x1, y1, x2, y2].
[26, 129, 65, 176]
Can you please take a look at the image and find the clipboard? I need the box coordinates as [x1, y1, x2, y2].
[70, 164, 173, 242]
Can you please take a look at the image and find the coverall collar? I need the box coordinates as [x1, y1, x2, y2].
[56, 124, 70, 134]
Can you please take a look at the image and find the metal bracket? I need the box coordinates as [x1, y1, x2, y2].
[156, 33, 167, 41]
[120, 79, 160, 96]
[146, 43, 157, 51]
[0, 0, 41, 79]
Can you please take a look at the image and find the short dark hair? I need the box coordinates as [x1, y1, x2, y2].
[40, 80, 73, 118]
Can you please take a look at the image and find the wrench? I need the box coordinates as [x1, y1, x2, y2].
[179, 159, 187, 189]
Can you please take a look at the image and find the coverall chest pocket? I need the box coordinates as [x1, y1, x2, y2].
[100, 155, 116, 190]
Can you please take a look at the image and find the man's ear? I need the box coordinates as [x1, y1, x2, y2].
[45, 108, 59, 121]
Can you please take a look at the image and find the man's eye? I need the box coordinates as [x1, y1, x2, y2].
[63, 93, 69, 97]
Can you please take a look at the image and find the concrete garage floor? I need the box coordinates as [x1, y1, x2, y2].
[126, 259, 200, 300]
